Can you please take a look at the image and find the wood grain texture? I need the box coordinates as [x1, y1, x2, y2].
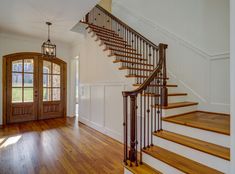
[101, 42, 132, 48]
[113, 60, 153, 67]
[143, 93, 187, 97]
[0, 117, 123, 174]
[110, 53, 147, 61]
[154, 130, 230, 160]
[84, 23, 116, 33]
[124, 161, 162, 174]
[143, 146, 223, 174]
[133, 84, 177, 87]
[154, 101, 198, 109]
[125, 75, 168, 79]
[105, 48, 142, 56]
[119, 67, 153, 72]
[163, 111, 230, 135]
[89, 28, 119, 37]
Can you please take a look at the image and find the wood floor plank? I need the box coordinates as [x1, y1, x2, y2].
[143, 146, 223, 174]
[154, 130, 230, 160]
[163, 111, 230, 135]
[0, 118, 124, 174]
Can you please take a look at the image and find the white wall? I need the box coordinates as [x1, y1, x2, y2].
[0, 32, 75, 124]
[113, 0, 229, 55]
[73, 29, 133, 141]
[112, 0, 230, 114]
[230, 0, 235, 173]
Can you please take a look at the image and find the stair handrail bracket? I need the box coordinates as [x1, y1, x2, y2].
[81, 5, 168, 167]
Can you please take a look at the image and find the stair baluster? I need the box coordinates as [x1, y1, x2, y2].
[81, 5, 168, 166]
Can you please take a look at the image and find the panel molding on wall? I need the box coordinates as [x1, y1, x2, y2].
[79, 83, 129, 142]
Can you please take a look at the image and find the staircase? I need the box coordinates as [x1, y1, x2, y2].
[81, 5, 230, 174]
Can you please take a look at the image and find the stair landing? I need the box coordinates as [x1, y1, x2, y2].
[163, 111, 230, 135]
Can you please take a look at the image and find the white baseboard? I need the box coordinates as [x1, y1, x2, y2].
[79, 116, 123, 143]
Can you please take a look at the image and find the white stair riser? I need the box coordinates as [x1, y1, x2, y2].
[163, 121, 230, 148]
[153, 136, 230, 173]
[162, 105, 197, 117]
[168, 96, 186, 103]
[142, 152, 184, 174]
[167, 87, 181, 93]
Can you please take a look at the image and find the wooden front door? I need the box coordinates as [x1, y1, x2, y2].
[3, 52, 67, 124]
[38, 57, 67, 120]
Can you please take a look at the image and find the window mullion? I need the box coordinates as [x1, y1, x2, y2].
[22, 59, 24, 102]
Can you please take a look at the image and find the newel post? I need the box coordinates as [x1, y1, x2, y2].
[159, 43, 168, 106]
[129, 94, 137, 163]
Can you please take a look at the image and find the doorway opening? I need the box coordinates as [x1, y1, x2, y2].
[75, 57, 79, 117]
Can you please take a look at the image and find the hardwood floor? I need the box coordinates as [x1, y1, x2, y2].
[0, 117, 123, 174]
[163, 111, 230, 135]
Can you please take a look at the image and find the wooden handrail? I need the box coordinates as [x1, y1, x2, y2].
[123, 43, 168, 97]
[82, 5, 169, 167]
[95, 5, 159, 49]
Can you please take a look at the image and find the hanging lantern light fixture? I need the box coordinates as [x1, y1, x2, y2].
[41, 22, 56, 57]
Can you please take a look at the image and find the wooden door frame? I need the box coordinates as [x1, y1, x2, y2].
[2, 52, 67, 125]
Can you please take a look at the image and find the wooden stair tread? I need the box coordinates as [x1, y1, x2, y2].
[163, 111, 230, 135]
[86, 23, 116, 33]
[113, 60, 154, 67]
[96, 35, 127, 43]
[154, 101, 198, 109]
[90, 28, 119, 37]
[110, 53, 147, 61]
[143, 146, 223, 174]
[105, 48, 142, 56]
[124, 161, 162, 174]
[126, 74, 169, 79]
[154, 130, 230, 160]
[96, 33, 124, 41]
[95, 31, 121, 38]
[133, 84, 177, 87]
[143, 93, 187, 97]
[119, 66, 153, 72]
[96, 37, 127, 44]
[110, 53, 145, 59]
[101, 41, 132, 48]
[106, 45, 136, 51]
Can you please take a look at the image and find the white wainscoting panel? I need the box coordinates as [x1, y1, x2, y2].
[104, 85, 124, 141]
[90, 85, 105, 127]
[79, 83, 129, 142]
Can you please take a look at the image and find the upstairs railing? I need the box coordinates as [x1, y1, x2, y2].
[81, 5, 168, 166]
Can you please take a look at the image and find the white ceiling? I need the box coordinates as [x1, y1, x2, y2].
[0, 0, 99, 44]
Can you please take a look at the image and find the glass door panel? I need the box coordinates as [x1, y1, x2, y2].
[43, 61, 61, 102]
[7, 56, 37, 123]
[39, 58, 65, 120]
